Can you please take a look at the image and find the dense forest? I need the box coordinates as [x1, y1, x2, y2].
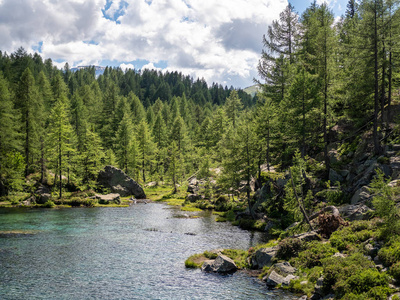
[0, 0, 400, 207]
[3, 0, 400, 298]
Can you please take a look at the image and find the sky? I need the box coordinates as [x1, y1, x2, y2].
[0, 0, 348, 89]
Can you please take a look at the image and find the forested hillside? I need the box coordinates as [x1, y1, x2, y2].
[0, 0, 400, 210]
[0, 46, 254, 197]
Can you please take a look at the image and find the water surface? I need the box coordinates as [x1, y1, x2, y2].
[0, 204, 295, 299]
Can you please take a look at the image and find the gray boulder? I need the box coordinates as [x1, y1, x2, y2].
[186, 193, 201, 202]
[265, 270, 298, 288]
[251, 246, 278, 269]
[329, 169, 344, 184]
[97, 166, 146, 198]
[95, 193, 121, 204]
[292, 231, 321, 243]
[35, 185, 51, 204]
[201, 255, 237, 273]
[350, 186, 371, 205]
[339, 204, 372, 221]
[274, 262, 297, 276]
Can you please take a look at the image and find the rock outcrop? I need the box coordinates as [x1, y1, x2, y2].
[201, 254, 238, 273]
[35, 185, 51, 204]
[95, 193, 121, 204]
[97, 166, 146, 199]
[251, 246, 278, 269]
[339, 204, 372, 221]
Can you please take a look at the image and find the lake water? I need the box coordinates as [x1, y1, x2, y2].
[0, 204, 296, 299]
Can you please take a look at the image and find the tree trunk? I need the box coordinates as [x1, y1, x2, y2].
[289, 168, 313, 230]
[373, 5, 381, 155]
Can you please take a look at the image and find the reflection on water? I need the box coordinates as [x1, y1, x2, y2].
[0, 204, 295, 299]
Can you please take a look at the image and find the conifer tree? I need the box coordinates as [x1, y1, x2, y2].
[16, 67, 42, 176]
[136, 119, 155, 183]
[0, 73, 24, 195]
[47, 97, 74, 198]
[224, 90, 243, 127]
[115, 111, 135, 174]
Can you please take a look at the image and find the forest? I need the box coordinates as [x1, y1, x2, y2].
[2, 0, 400, 298]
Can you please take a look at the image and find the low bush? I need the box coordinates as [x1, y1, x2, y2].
[390, 262, 400, 283]
[330, 225, 375, 252]
[292, 241, 337, 269]
[321, 253, 386, 298]
[42, 200, 55, 208]
[276, 237, 304, 260]
[378, 240, 400, 266]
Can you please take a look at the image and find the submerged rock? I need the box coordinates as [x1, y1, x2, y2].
[201, 254, 237, 273]
[97, 166, 146, 199]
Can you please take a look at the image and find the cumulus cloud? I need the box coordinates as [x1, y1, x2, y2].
[0, 0, 288, 87]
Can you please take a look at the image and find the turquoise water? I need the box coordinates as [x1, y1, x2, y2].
[0, 204, 295, 299]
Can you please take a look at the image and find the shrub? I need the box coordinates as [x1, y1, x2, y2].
[276, 238, 304, 260]
[292, 241, 336, 269]
[346, 269, 389, 295]
[69, 197, 83, 207]
[43, 200, 55, 208]
[322, 253, 380, 297]
[83, 198, 96, 207]
[389, 262, 400, 283]
[330, 225, 374, 252]
[378, 241, 400, 267]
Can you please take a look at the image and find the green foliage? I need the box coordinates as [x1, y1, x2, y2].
[378, 239, 400, 267]
[330, 226, 374, 252]
[292, 241, 337, 269]
[276, 237, 304, 260]
[389, 261, 400, 283]
[184, 253, 204, 269]
[284, 150, 313, 222]
[42, 200, 55, 208]
[221, 249, 249, 269]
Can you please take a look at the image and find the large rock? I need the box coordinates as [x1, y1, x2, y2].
[201, 255, 237, 273]
[251, 246, 278, 269]
[292, 231, 321, 243]
[186, 193, 201, 202]
[95, 193, 121, 204]
[339, 204, 372, 221]
[35, 185, 51, 204]
[350, 186, 371, 205]
[265, 270, 298, 288]
[273, 262, 297, 276]
[97, 166, 146, 198]
[329, 169, 344, 184]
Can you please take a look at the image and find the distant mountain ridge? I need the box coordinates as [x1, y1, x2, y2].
[243, 84, 260, 97]
[70, 65, 106, 77]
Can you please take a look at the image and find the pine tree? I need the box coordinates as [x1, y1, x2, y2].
[136, 119, 155, 183]
[0, 73, 23, 195]
[115, 111, 135, 174]
[224, 90, 243, 127]
[47, 98, 75, 198]
[16, 67, 42, 176]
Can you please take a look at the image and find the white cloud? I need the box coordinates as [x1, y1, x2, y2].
[142, 62, 162, 72]
[120, 63, 135, 71]
[0, 0, 288, 87]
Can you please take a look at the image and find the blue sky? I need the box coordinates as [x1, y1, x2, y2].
[0, 0, 348, 89]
